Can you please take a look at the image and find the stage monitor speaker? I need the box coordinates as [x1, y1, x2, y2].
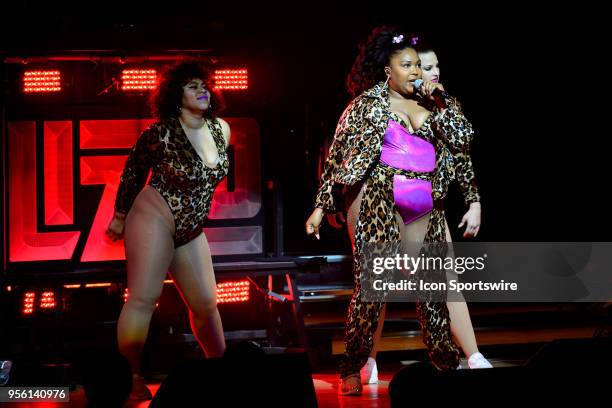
[150, 346, 317, 407]
[527, 337, 611, 371]
[390, 338, 610, 407]
[389, 362, 526, 405]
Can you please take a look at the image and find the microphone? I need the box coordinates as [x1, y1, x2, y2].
[414, 79, 450, 99]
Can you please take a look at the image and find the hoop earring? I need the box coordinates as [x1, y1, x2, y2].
[381, 75, 391, 97]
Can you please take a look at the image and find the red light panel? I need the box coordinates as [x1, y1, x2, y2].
[23, 292, 35, 314]
[23, 70, 61, 93]
[40, 291, 56, 309]
[121, 69, 157, 91]
[214, 69, 248, 91]
[216, 280, 250, 303]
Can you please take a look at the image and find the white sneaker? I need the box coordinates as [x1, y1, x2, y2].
[467, 352, 493, 369]
[360, 357, 379, 384]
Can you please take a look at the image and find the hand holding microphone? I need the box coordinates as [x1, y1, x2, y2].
[414, 79, 449, 107]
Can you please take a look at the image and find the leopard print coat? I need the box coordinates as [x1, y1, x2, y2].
[313, 82, 479, 376]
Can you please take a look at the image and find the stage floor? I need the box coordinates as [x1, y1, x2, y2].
[3, 310, 606, 407]
[6, 357, 517, 408]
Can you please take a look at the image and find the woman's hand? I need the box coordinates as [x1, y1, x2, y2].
[305, 208, 325, 239]
[105, 212, 126, 242]
[458, 202, 481, 238]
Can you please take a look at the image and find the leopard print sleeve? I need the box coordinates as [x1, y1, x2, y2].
[433, 97, 474, 153]
[454, 147, 481, 205]
[444, 98, 480, 205]
[114, 124, 163, 214]
[314, 99, 358, 212]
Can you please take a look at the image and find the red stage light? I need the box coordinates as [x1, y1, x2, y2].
[214, 69, 248, 91]
[23, 70, 61, 93]
[84, 283, 111, 288]
[23, 292, 35, 314]
[216, 280, 250, 303]
[121, 69, 157, 91]
[40, 291, 56, 309]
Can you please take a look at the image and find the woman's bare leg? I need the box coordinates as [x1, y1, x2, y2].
[170, 232, 225, 358]
[117, 187, 176, 375]
[444, 219, 479, 357]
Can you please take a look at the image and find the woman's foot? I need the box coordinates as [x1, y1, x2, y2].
[128, 373, 152, 400]
[339, 373, 362, 396]
[467, 352, 493, 369]
[360, 357, 379, 384]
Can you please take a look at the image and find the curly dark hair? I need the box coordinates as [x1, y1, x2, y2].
[346, 25, 419, 99]
[150, 59, 224, 121]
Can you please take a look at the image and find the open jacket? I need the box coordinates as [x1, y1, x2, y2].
[314, 81, 479, 212]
